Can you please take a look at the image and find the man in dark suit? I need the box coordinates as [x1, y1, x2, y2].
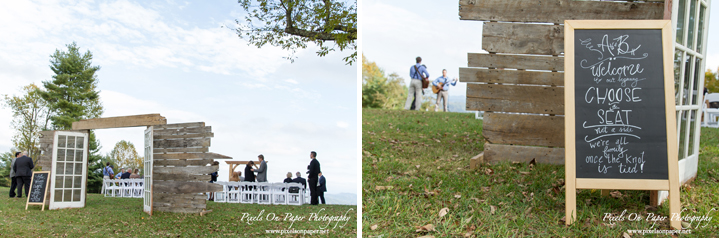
[318, 172, 327, 204]
[307, 151, 321, 205]
[13, 151, 34, 198]
[292, 172, 307, 189]
[9, 152, 20, 198]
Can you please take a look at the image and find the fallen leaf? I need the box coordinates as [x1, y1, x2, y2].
[416, 165, 421, 169]
[484, 168, 494, 175]
[610, 191, 623, 198]
[490, 205, 497, 215]
[439, 207, 449, 218]
[370, 224, 378, 230]
[524, 207, 533, 214]
[622, 232, 631, 238]
[416, 224, 436, 232]
[463, 232, 473, 237]
[375, 186, 394, 191]
[454, 194, 461, 199]
[519, 171, 531, 175]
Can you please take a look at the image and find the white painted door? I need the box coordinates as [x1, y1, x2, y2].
[143, 126, 153, 214]
[49, 131, 88, 210]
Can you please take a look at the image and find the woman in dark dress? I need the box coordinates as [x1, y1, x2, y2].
[244, 161, 256, 182]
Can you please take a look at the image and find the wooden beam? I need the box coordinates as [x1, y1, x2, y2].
[224, 161, 262, 165]
[154, 152, 232, 160]
[468, 53, 563, 71]
[153, 206, 204, 214]
[154, 122, 205, 130]
[459, 68, 564, 86]
[466, 84, 564, 114]
[152, 173, 210, 182]
[153, 126, 212, 136]
[154, 148, 209, 153]
[153, 181, 223, 194]
[154, 133, 214, 140]
[484, 143, 564, 164]
[153, 138, 211, 149]
[153, 165, 218, 175]
[71, 114, 166, 130]
[153, 158, 215, 166]
[483, 22, 564, 55]
[484, 113, 564, 147]
[469, 152, 484, 170]
[459, 0, 663, 24]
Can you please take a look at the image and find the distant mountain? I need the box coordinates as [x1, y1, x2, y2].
[323, 193, 357, 205]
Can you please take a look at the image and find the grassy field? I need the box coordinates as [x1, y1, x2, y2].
[0, 188, 356, 237]
[362, 109, 719, 237]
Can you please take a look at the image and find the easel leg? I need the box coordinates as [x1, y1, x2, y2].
[670, 186, 681, 229]
[566, 186, 576, 225]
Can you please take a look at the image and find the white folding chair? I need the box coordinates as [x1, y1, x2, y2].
[227, 182, 241, 203]
[239, 182, 255, 204]
[122, 180, 134, 197]
[103, 179, 114, 197]
[271, 183, 288, 205]
[133, 179, 143, 198]
[214, 181, 227, 203]
[287, 183, 303, 206]
[256, 182, 272, 205]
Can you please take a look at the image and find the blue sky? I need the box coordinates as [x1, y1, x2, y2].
[0, 0, 358, 194]
[363, 0, 719, 96]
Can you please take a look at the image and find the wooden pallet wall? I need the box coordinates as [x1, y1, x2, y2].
[152, 122, 228, 213]
[459, 0, 664, 164]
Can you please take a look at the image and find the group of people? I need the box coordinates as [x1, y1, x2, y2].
[405, 56, 459, 112]
[102, 163, 142, 179]
[8, 151, 34, 199]
[213, 151, 328, 205]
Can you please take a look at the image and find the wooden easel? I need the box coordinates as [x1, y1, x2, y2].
[564, 20, 680, 230]
[26, 171, 51, 211]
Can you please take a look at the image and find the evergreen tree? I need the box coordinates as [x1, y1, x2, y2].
[38, 42, 105, 193]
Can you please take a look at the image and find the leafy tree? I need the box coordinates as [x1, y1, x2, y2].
[38, 42, 105, 193]
[0, 151, 16, 187]
[1, 84, 52, 162]
[109, 140, 143, 171]
[362, 55, 407, 109]
[235, 0, 357, 64]
[705, 67, 719, 94]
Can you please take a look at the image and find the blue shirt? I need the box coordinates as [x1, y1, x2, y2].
[103, 166, 114, 176]
[432, 76, 457, 91]
[409, 64, 429, 80]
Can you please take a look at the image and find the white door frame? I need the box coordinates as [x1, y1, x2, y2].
[49, 131, 89, 210]
[143, 126, 153, 214]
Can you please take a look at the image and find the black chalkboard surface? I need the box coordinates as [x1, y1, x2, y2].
[573, 29, 668, 179]
[27, 171, 50, 205]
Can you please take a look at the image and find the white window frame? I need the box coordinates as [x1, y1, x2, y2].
[49, 131, 89, 210]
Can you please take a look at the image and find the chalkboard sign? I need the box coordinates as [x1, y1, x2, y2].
[26, 171, 50, 211]
[573, 29, 668, 179]
[564, 20, 680, 230]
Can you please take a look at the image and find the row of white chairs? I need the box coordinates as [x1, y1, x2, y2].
[102, 179, 143, 198]
[210, 182, 309, 205]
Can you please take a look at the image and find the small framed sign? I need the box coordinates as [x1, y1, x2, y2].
[564, 20, 680, 230]
[26, 171, 51, 211]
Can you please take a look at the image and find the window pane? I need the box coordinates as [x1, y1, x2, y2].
[63, 188, 71, 201]
[74, 163, 82, 175]
[56, 162, 65, 175]
[73, 189, 81, 202]
[676, 0, 686, 44]
[75, 150, 83, 162]
[692, 57, 702, 105]
[683, 55, 694, 105]
[55, 176, 64, 188]
[688, 110, 697, 156]
[674, 50, 683, 105]
[67, 136, 75, 149]
[687, 0, 697, 49]
[678, 111, 687, 160]
[65, 163, 74, 175]
[54, 190, 63, 202]
[697, 6, 706, 52]
[64, 176, 72, 188]
[58, 135, 66, 148]
[74, 176, 82, 188]
[67, 149, 75, 162]
[75, 137, 84, 149]
[57, 149, 65, 162]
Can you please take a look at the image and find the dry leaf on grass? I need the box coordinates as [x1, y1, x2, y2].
[610, 191, 623, 198]
[490, 205, 497, 215]
[439, 207, 449, 218]
[415, 224, 436, 232]
[463, 231, 473, 238]
[416, 165, 421, 169]
[370, 224, 378, 230]
[417, 236, 435, 238]
[375, 186, 394, 191]
[454, 194, 461, 199]
[519, 171, 531, 175]
[484, 168, 494, 175]
[622, 232, 631, 238]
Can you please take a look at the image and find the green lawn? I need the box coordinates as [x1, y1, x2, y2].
[0, 188, 357, 237]
[362, 108, 719, 237]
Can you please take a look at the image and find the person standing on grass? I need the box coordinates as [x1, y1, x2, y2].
[13, 151, 34, 198]
[103, 163, 114, 179]
[405, 56, 430, 110]
[307, 151, 321, 205]
[318, 171, 327, 204]
[244, 161, 256, 182]
[251, 154, 268, 182]
[8, 152, 20, 198]
[432, 69, 458, 112]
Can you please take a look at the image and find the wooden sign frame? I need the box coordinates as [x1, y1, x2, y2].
[26, 171, 51, 211]
[564, 20, 680, 230]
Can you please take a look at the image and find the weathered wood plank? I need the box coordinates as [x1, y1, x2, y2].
[153, 201, 206, 209]
[468, 53, 563, 71]
[153, 122, 205, 130]
[459, 0, 664, 24]
[466, 84, 564, 114]
[153, 206, 204, 214]
[153, 165, 219, 175]
[484, 112, 564, 147]
[153, 193, 206, 202]
[153, 158, 214, 166]
[484, 143, 564, 165]
[483, 22, 563, 55]
[459, 68, 564, 86]
[153, 133, 214, 140]
[153, 126, 212, 136]
[154, 152, 232, 160]
[153, 181, 223, 194]
[154, 147, 209, 153]
[72, 114, 166, 130]
[153, 138, 211, 148]
[152, 173, 211, 182]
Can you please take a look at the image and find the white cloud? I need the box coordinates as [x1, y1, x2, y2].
[285, 79, 299, 84]
[337, 121, 348, 128]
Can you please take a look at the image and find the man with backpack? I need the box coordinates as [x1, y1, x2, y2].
[405, 56, 430, 110]
[103, 163, 114, 179]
